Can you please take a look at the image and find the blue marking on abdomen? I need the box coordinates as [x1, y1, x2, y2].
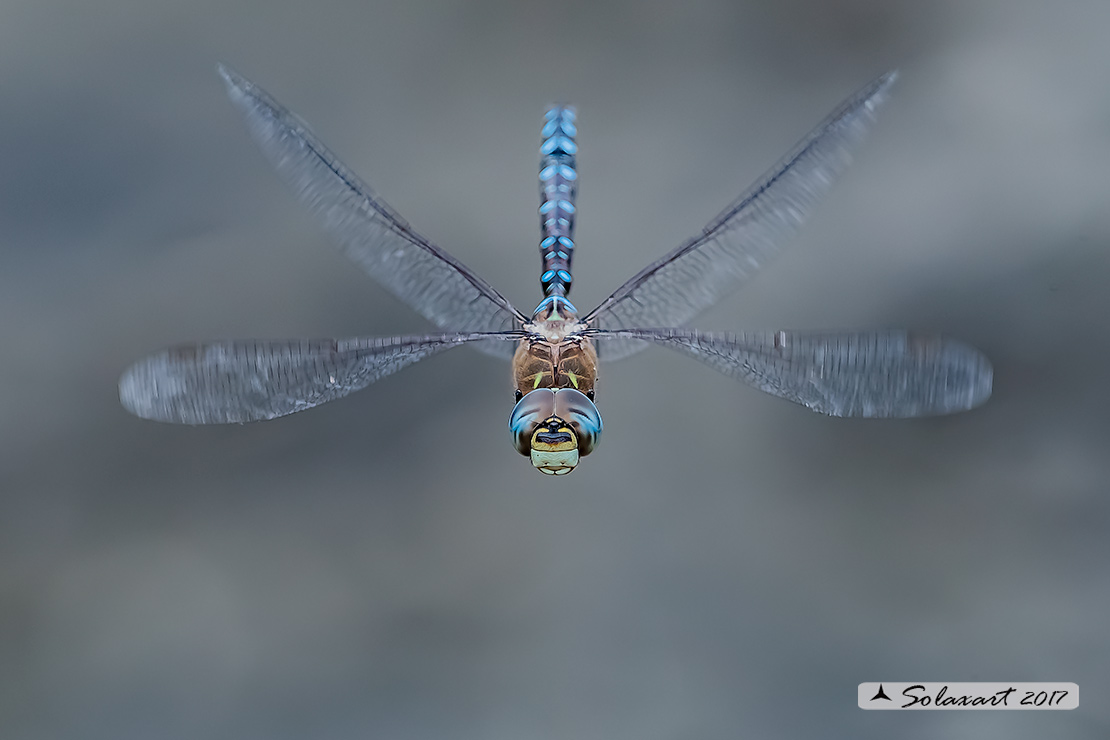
[537, 104, 579, 297]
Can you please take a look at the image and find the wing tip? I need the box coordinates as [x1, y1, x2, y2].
[118, 357, 158, 421]
[921, 339, 993, 416]
[852, 69, 898, 117]
[966, 349, 994, 412]
[867, 69, 899, 98]
[216, 63, 264, 113]
[216, 62, 245, 92]
[118, 351, 195, 424]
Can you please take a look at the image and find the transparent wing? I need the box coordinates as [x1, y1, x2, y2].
[219, 66, 526, 357]
[119, 331, 521, 424]
[585, 73, 897, 361]
[593, 328, 992, 417]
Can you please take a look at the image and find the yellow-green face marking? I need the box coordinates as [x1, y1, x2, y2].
[529, 417, 579, 475]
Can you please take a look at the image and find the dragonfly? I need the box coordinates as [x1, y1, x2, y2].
[119, 67, 992, 475]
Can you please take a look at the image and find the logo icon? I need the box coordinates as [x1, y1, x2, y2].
[870, 684, 892, 702]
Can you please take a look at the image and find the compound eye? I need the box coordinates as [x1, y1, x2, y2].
[553, 388, 602, 456]
[508, 389, 556, 455]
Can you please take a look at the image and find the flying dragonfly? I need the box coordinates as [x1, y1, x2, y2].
[119, 67, 992, 475]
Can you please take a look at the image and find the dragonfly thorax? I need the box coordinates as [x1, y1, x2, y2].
[512, 336, 597, 397]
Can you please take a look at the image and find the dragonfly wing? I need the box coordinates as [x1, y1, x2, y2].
[120, 332, 520, 424]
[586, 73, 896, 361]
[594, 328, 992, 417]
[219, 66, 525, 356]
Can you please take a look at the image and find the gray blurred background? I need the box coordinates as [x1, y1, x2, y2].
[2, 0, 1108, 738]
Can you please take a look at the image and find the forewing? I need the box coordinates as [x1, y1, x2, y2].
[595, 328, 992, 417]
[219, 66, 525, 352]
[119, 332, 520, 424]
[586, 73, 896, 361]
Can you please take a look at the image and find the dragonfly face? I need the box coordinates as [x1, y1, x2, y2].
[118, 68, 992, 475]
[509, 388, 602, 475]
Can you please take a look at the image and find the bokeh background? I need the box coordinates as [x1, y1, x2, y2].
[2, 0, 1109, 737]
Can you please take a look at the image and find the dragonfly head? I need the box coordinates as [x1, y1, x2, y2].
[509, 388, 601, 475]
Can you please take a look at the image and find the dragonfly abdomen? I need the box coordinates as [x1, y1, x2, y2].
[538, 105, 578, 297]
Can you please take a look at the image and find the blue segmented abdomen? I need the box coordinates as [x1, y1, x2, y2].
[538, 105, 578, 297]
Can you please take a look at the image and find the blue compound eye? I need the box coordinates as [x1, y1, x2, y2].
[553, 388, 601, 456]
[509, 389, 556, 456]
